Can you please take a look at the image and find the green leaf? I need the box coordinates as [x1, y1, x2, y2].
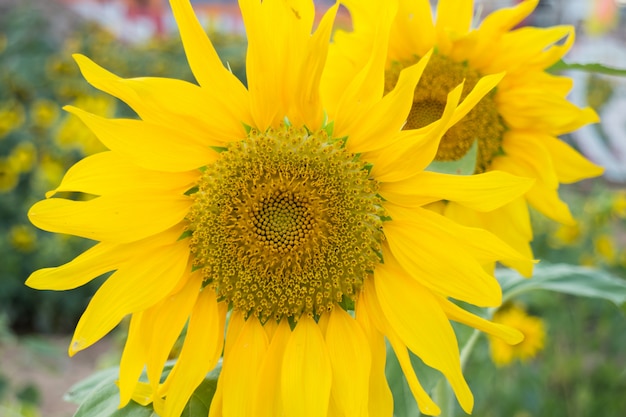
[72, 379, 156, 417]
[180, 369, 220, 417]
[64, 366, 120, 405]
[549, 60, 626, 77]
[497, 263, 626, 306]
[68, 361, 221, 417]
[424, 140, 477, 175]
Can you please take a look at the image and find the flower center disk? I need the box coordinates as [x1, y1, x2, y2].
[188, 125, 384, 322]
[385, 53, 506, 173]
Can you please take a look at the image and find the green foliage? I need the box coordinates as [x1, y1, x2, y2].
[498, 262, 626, 306]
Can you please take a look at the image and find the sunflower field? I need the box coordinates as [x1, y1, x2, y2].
[1, 1, 625, 417]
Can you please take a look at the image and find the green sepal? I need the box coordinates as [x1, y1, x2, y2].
[425, 139, 477, 175]
[178, 229, 193, 241]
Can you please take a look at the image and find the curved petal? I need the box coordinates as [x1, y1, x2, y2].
[69, 239, 190, 355]
[374, 256, 474, 413]
[29, 193, 190, 243]
[46, 151, 199, 198]
[169, 0, 250, 121]
[389, 0, 434, 60]
[222, 317, 269, 417]
[118, 312, 148, 407]
[344, 51, 432, 154]
[380, 170, 533, 211]
[254, 319, 291, 417]
[326, 308, 371, 417]
[281, 316, 332, 417]
[146, 272, 202, 394]
[162, 289, 225, 417]
[383, 209, 503, 307]
[355, 296, 393, 417]
[361, 280, 441, 416]
[73, 54, 247, 145]
[64, 107, 219, 172]
[541, 134, 604, 183]
[240, 0, 316, 130]
[437, 296, 523, 344]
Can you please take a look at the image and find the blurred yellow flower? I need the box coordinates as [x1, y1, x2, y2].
[612, 191, 626, 218]
[551, 222, 582, 248]
[489, 305, 546, 367]
[10, 224, 38, 252]
[27, 1, 532, 416]
[0, 101, 26, 139]
[31, 98, 61, 129]
[331, 0, 604, 277]
[9, 141, 37, 174]
[0, 157, 19, 192]
[594, 234, 616, 265]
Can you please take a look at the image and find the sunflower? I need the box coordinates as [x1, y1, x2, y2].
[331, 0, 604, 276]
[27, 1, 533, 416]
[489, 304, 546, 367]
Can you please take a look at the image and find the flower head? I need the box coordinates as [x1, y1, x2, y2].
[27, 1, 532, 415]
[331, 0, 604, 276]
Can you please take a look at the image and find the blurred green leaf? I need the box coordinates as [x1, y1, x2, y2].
[425, 140, 477, 175]
[64, 366, 120, 405]
[498, 263, 626, 306]
[550, 60, 626, 76]
[67, 362, 221, 417]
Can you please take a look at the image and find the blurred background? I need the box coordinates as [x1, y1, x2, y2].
[0, 1, 624, 416]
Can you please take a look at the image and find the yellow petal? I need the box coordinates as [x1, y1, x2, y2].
[478, 0, 538, 36]
[146, 273, 202, 394]
[326, 308, 371, 417]
[371, 82, 464, 182]
[491, 156, 575, 224]
[437, 296, 523, 344]
[118, 312, 148, 407]
[254, 319, 291, 417]
[29, 194, 190, 243]
[502, 130, 559, 189]
[389, 0, 434, 60]
[329, 1, 397, 135]
[374, 258, 474, 413]
[541, 134, 604, 183]
[224, 310, 245, 359]
[355, 298, 393, 417]
[383, 209, 502, 307]
[65, 107, 219, 172]
[25, 225, 184, 290]
[221, 318, 269, 417]
[344, 51, 432, 154]
[240, 0, 316, 130]
[46, 151, 199, 198]
[380, 170, 533, 211]
[162, 289, 225, 417]
[168, 0, 249, 122]
[281, 316, 332, 417]
[70, 239, 190, 355]
[72, 54, 246, 145]
[435, 0, 474, 45]
[360, 280, 440, 416]
[291, 3, 338, 129]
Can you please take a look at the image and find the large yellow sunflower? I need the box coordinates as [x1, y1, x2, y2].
[330, 0, 604, 276]
[27, 1, 533, 415]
